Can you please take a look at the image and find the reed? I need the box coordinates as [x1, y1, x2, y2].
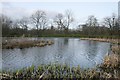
[1, 62, 119, 80]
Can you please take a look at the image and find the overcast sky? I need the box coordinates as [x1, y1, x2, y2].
[0, 0, 119, 2]
[0, 1, 119, 28]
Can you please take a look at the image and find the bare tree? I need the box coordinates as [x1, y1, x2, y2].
[86, 15, 99, 27]
[83, 15, 99, 35]
[103, 13, 120, 35]
[64, 10, 74, 30]
[2, 14, 12, 36]
[103, 17, 112, 28]
[2, 14, 12, 28]
[54, 10, 74, 31]
[103, 13, 117, 29]
[54, 13, 65, 30]
[31, 10, 47, 30]
[19, 17, 29, 30]
[40, 16, 47, 30]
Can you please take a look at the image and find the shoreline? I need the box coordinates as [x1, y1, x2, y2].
[80, 38, 120, 44]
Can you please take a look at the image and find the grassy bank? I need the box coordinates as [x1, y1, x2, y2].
[10, 33, 120, 39]
[80, 38, 120, 44]
[39, 34, 120, 39]
[1, 63, 120, 79]
[1, 64, 97, 80]
[0, 64, 117, 80]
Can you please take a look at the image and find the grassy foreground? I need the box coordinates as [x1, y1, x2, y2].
[1, 64, 100, 80]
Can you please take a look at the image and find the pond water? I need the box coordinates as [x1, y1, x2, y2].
[2, 38, 111, 71]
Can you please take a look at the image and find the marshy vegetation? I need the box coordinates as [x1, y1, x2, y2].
[0, 64, 111, 79]
[1, 64, 99, 80]
[2, 39, 54, 49]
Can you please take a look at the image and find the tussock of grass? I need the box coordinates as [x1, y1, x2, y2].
[101, 54, 119, 69]
[2, 39, 54, 49]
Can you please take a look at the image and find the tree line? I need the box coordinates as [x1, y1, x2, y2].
[1, 10, 120, 38]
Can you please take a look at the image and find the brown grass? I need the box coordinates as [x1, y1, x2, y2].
[80, 38, 120, 44]
[2, 40, 54, 49]
[103, 54, 119, 68]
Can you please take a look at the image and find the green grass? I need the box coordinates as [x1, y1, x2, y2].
[33, 34, 120, 39]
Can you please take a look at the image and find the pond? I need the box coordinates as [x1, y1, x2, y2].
[1, 38, 111, 71]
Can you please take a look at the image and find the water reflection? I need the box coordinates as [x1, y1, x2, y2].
[2, 38, 110, 71]
[86, 41, 98, 60]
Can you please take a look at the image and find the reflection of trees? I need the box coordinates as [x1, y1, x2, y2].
[85, 41, 99, 60]
[20, 49, 27, 55]
[64, 38, 69, 45]
[55, 38, 69, 61]
[57, 38, 69, 50]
